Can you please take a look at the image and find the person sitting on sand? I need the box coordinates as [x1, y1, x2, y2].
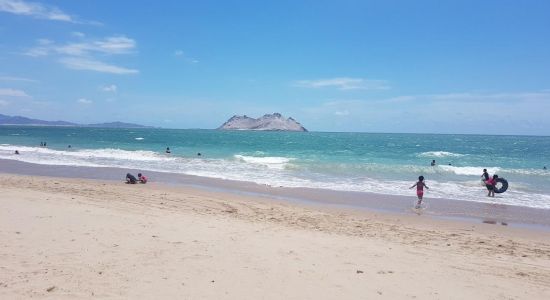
[126, 173, 137, 184]
[410, 175, 429, 209]
[485, 174, 498, 197]
[138, 173, 148, 184]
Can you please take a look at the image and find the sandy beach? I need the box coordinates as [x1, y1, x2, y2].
[1, 173, 550, 299]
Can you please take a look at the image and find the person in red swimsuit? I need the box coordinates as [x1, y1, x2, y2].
[410, 175, 429, 208]
[138, 173, 148, 184]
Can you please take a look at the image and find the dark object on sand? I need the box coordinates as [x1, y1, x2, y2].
[126, 173, 137, 184]
[494, 177, 509, 194]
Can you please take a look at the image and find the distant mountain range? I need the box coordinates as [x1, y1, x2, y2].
[0, 114, 152, 128]
[218, 113, 307, 131]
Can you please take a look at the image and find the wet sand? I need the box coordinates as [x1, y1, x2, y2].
[1, 159, 550, 228]
[1, 173, 550, 299]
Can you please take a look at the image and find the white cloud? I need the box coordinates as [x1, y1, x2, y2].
[60, 57, 139, 74]
[0, 0, 73, 22]
[174, 49, 199, 63]
[54, 36, 136, 56]
[426, 91, 550, 102]
[0, 76, 37, 82]
[335, 110, 350, 116]
[0, 0, 100, 24]
[72, 31, 85, 38]
[77, 98, 92, 104]
[294, 77, 390, 90]
[101, 84, 117, 92]
[24, 35, 139, 74]
[0, 88, 29, 97]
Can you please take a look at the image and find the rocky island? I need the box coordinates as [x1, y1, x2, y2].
[218, 113, 308, 132]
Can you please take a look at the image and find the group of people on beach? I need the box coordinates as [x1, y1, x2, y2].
[411, 161, 506, 209]
[126, 173, 147, 184]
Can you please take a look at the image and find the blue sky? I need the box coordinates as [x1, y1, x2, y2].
[1, 0, 549, 135]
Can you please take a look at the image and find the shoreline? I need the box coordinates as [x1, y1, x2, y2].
[1, 158, 550, 229]
[1, 173, 550, 298]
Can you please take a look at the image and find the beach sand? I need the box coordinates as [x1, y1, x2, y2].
[1, 174, 550, 299]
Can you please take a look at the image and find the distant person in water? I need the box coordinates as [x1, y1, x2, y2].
[410, 175, 429, 209]
[485, 174, 498, 197]
[43, 142, 47, 147]
[68, 145, 72, 149]
[126, 173, 137, 184]
[544, 166, 547, 170]
[14, 150, 19, 155]
[138, 173, 148, 184]
[197, 152, 201, 156]
[430, 160, 436, 166]
[40, 142, 43, 147]
[166, 147, 171, 154]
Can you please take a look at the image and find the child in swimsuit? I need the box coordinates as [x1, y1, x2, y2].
[486, 174, 498, 197]
[138, 173, 148, 184]
[410, 175, 429, 209]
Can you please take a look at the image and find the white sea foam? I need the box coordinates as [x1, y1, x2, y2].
[135, 137, 145, 140]
[0, 145, 176, 168]
[1, 144, 549, 209]
[439, 165, 500, 176]
[234, 155, 293, 170]
[418, 151, 465, 158]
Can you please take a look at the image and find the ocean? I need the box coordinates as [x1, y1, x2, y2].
[1, 126, 549, 209]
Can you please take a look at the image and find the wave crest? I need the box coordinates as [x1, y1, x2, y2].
[418, 151, 465, 158]
[234, 155, 293, 170]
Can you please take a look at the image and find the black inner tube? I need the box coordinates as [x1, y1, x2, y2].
[494, 178, 509, 193]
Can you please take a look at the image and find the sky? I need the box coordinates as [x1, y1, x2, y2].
[1, 0, 550, 135]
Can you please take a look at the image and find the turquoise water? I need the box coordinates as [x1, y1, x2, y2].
[1, 126, 549, 208]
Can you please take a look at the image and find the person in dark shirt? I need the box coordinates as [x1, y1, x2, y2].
[126, 173, 137, 184]
[482, 169, 489, 181]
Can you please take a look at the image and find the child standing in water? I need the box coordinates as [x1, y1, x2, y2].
[485, 174, 498, 197]
[410, 176, 429, 209]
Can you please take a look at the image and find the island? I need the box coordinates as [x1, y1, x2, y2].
[218, 113, 308, 132]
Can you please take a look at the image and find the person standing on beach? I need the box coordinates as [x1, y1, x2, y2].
[482, 169, 490, 181]
[481, 168, 490, 190]
[485, 175, 498, 197]
[410, 176, 429, 209]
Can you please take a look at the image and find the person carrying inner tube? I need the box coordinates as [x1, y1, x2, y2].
[485, 174, 498, 197]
